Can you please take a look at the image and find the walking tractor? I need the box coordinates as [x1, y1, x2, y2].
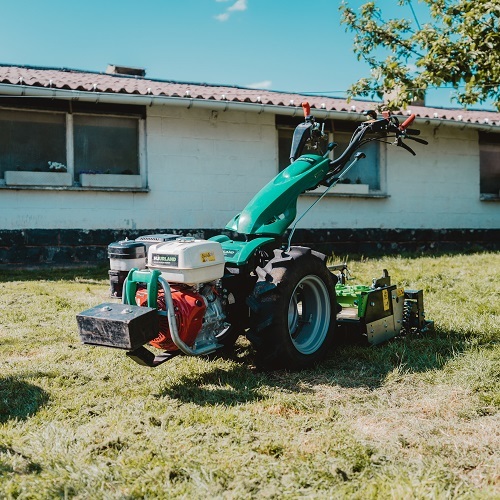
[77, 103, 433, 370]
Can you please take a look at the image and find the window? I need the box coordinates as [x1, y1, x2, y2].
[0, 109, 66, 177]
[74, 115, 139, 178]
[276, 115, 381, 193]
[0, 100, 145, 190]
[479, 132, 500, 199]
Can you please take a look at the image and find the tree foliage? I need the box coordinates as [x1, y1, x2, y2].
[340, 0, 500, 110]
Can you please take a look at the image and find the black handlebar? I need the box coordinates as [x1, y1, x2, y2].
[289, 103, 428, 187]
[323, 113, 427, 184]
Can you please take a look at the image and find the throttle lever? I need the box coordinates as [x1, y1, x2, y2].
[399, 113, 416, 131]
[397, 138, 416, 156]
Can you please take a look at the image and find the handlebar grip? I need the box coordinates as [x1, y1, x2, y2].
[399, 114, 416, 131]
[302, 102, 311, 118]
[405, 128, 420, 136]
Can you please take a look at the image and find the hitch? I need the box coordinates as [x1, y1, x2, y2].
[126, 346, 179, 367]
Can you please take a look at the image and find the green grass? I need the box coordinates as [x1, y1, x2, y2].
[0, 253, 498, 499]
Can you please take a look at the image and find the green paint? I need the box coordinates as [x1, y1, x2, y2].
[225, 155, 330, 237]
[122, 268, 161, 308]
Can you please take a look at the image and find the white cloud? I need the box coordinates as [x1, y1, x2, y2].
[215, 12, 230, 21]
[215, 0, 247, 22]
[247, 80, 272, 89]
[228, 0, 247, 12]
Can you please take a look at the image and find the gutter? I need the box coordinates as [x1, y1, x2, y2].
[0, 83, 498, 131]
[0, 83, 363, 122]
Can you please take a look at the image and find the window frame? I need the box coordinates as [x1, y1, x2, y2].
[0, 100, 147, 192]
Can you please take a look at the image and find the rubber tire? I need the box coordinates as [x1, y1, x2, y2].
[250, 250, 337, 370]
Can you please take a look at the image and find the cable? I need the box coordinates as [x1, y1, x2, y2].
[408, 0, 422, 30]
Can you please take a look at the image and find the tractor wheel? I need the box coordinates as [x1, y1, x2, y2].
[248, 247, 337, 370]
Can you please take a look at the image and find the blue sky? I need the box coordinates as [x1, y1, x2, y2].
[0, 0, 484, 109]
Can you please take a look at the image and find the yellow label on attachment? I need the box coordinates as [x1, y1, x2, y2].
[382, 289, 390, 311]
[397, 287, 404, 298]
[200, 251, 216, 263]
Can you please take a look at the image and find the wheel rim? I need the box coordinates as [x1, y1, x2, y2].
[287, 274, 331, 355]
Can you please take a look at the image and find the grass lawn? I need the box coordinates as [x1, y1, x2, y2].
[0, 252, 498, 498]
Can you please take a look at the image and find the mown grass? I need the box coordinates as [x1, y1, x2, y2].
[0, 253, 498, 499]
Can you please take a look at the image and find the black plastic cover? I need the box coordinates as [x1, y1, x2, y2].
[108, 240, 146, 259]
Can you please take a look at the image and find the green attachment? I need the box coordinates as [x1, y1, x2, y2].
[335, 283, 372, 316]
[122, 268, 161, 308]
[210, 235, 275, 266]
[356, 292, 370, 318]
[225, 155, 330, 237]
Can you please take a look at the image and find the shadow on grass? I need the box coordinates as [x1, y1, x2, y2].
[160, 328, 472, 406]
[0, 376, 49, 423]
[321, 327, 470, 387]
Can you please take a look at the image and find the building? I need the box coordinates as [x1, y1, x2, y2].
[0, 63, 498, 264]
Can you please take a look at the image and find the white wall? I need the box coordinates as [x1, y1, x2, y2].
[0, 105, 497, 231]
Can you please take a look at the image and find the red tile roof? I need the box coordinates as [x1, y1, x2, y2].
[1, 64, 499, 126]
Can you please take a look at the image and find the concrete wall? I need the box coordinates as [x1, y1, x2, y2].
[0, 104, 498, 233]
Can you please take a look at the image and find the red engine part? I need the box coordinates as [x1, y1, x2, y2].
[135, 285, 206, 351]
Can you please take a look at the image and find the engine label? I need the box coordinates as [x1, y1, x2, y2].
[151, 253, 178, 267]
[200, 251, 216, 263]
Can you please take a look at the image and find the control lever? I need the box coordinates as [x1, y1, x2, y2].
[397, 137, 416, 156]
[406, 136, 428, 145]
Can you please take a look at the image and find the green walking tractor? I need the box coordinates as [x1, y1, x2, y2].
[77, 103, 433, 370]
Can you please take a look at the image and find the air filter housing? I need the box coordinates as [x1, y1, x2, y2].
[148, 237, 225, 284]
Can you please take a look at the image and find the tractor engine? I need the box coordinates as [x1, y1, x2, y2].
[134, 236, 229, 353]
[135, 282, 228, 352]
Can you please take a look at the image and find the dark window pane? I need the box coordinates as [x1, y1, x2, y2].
[479, 134, 500, 195]
[278, 128, 294, 171]
[0, 109, 66, 177]
[74, 115, 139, 179]
[332, 131, 380, 189]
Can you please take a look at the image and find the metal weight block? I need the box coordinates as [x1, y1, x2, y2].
[77, 302, 159, 350]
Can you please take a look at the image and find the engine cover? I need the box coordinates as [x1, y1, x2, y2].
[136, 286, 206, 351]
[148, 237, 225, 284]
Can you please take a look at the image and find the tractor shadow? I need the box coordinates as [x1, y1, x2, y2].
[0, 376, 49, 423]
[159, 326, 470, 406]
